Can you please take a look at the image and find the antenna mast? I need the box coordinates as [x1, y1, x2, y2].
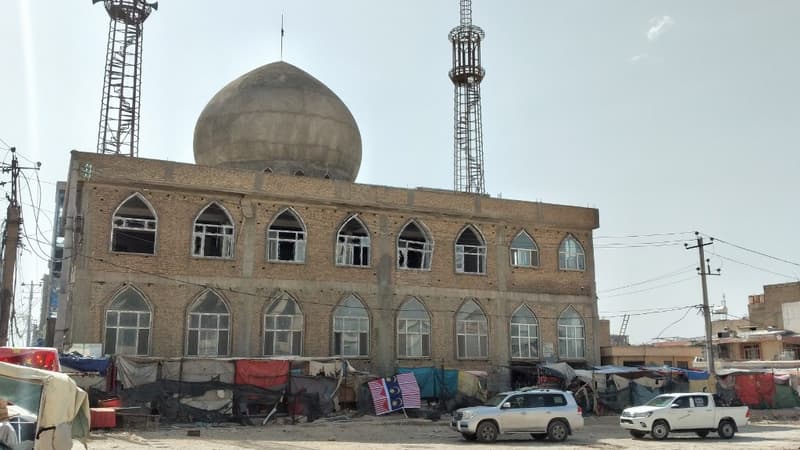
[449, 0, 486, 194]
[94, 0, 157, 157]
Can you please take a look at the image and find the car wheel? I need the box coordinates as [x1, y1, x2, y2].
[718, 420, 735, 439]
[475, 421, 498, 443]
[651, 420, 670, 440]
[629, 430, 646, 439]
[530, 433, 547, 440]
[461, 433, 478, 441]
[547, 419, 569, 442]
[696, 431, 709, 438]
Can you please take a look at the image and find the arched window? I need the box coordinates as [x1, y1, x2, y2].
[510, 306, 538, 359]
[455, 226, 486, 274]
[105, 286, 151, 356]
[397, 220, 433, 270]
[558, 307, 585, 359]
[397, 297, 431, 358]
[267, 208, 306, 263]
[187, 290, 230, 356]
[192, 203, 234, 258]
[264, 292, 303, 356]
[456, 299, 488, 358]
[336, 216, 370, 267]
[510, 231, 539, 267]
[111, 193, 157, 254]
[558, 235, 586, 271]
[332, 295, 369, 356]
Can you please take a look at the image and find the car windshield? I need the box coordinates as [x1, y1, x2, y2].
[485, 394, 508, 407]
[645, 395, 676, 407]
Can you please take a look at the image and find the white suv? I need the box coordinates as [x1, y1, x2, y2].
[450, 389, 584, 443]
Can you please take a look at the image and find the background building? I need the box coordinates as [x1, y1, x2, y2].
[748, 282, 800, 331]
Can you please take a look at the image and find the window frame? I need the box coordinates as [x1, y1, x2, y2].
[396, 220, 434, 271]
[742, 343, 761, 360]
[263, 292, 304, 356]
[335, 215, 371, 267]
[558, 234, 586, 271]
[186, 290, 231, 357]
[456, 299, 489, 359]
[191, 202, 235, 259]
[110, 193, 158, 255]
[510, 230, 539, 268]
[455, 225, 487, 275]
[266, 207, 307, 264]
[510, 305, 539, 360]
[396, 297, 431, 358]
[332, 295, 370, 357]
[557, 306, 586, 360]
[104, 286, 152, 356]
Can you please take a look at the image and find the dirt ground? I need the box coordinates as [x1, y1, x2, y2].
[86, 414, 800, 450]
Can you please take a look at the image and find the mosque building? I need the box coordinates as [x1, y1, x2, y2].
[56, 61, 600, 389]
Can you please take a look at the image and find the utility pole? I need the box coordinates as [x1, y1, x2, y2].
[0, 147, 41, 346]
[685, 231, 721, 377]
[22, 281, 42, 346]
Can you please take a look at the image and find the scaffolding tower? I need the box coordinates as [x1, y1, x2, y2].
[94, 0, 157, 157]
[449, 0, 486, 194]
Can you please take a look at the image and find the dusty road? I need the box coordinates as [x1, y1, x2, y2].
[87, 415, 800, 449]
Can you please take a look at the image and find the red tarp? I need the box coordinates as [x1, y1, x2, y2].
[235, 359, 289, 389]
[0, 347, 60, 371]
[734, 373, 775, 408]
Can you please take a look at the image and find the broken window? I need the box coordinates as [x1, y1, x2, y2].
[455, 226, 486, 274]
[105, 286, 151, 356]
[111, 193, 157, 254]
[558, 234, 586, 271]
[456, 299, 488, 358]
[332, 295, 369, 357]
[336, 216, 370, 267]
[193, 203, 234, 258]
[264, 292, 303, 356]
[397, 297, 430, 358]
[510, 231, 539, 267]
[397, 220, 433, 270]
[187, 290, 230, 356]
[511, 306, 539, 359]
[558, 306, 585, 359]
[267, 208, 306, 263]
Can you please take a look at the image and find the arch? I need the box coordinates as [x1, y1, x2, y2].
[335, 215, 371, 267]
[510, 304, 539, 359]
[455, 225, 486, 274]
[558, 306, 585, 359]
[104, 285, 152, 356]
[192, 202, 235, 258]
[510, 230, 539, 267]
[294, 170, 305, 176]
[267, 207, 307, 263]
[455, 299, 488, 358]
[263, 291, 304, 356]
[186, 289, 231, 356]
[331, 294, 369, 356]
[397, 219, 434, 270]
[263, 167, 273, 174]
[558, 234, 586, 271]
[397, 297, 431, 358]
[111, 192, 157, 255]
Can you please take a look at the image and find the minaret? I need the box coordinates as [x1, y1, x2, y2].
[449, 0, 486, 194]
[94, 0, 157, 157]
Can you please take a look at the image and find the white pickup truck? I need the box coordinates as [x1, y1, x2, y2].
[619, 392, 750, 440]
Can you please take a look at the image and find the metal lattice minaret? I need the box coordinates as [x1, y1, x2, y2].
[449, 0, 485, 194]
[94, 0, 157, 157]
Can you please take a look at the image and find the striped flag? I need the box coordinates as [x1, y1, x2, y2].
[397, 372, 421, 408]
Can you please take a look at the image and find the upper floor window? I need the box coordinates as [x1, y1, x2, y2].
[264, 292, 303, 356]
[511, 305, 539, 359]
[187, 290, 230, 356]
[332, 295, 369, 357]
[456, 299, 488, 359]
[267, 208, 306, 263]
[397, 220, 433, 270]
[510, 231, 539, 267]
[558, 306, 585, 359]
[193, 203, 234, 258]
[336, 216, 370, 267]
[104, 286, 151, 356]
[111, 193, 157, 254]
[455, 226, 486, 274]
[558, 235, 586, 271]
[397, 297, 431, 358]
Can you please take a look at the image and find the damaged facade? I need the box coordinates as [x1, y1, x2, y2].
[56, 61, 600, 390]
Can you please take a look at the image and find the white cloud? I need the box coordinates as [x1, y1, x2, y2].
[647, 16, 675, 41]
[630, 53, 649, 63]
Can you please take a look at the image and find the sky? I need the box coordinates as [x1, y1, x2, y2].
[1, 0, 799, 345]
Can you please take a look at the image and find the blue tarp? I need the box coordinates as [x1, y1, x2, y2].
[59, 353, 111, 375]
[398, 367, 458, 399]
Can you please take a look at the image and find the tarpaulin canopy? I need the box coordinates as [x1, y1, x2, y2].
[162, 358, 236, 383]
[398, 367, 458, 399]
[59, 353, 111, 375]
[235, 359, 289, 389]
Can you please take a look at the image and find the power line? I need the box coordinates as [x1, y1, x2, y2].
[711, 236, 800, 268]
[714, 254, 798, 281]
[594, 231, 695, 239]
[599, 276, 697, 299]
[597, 264, 695, 294]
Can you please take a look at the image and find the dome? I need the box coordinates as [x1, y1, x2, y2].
[193, 61, 362, 181]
